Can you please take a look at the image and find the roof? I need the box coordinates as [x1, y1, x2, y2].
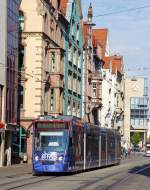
[60, 0, 83, 19]
[82, 21, 89, 46]
[60, 0, 68, 15]
[92, 29, 108, 58]
[103, 55, 124, 74]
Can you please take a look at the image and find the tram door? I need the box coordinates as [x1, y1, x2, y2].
[101, 133, 107, 166]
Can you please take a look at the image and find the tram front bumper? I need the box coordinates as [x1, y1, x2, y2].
[33, 162, 67, 173]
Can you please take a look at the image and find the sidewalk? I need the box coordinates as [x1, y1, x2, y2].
[0, 164, 32, 178]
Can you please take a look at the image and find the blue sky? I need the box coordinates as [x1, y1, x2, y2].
[82, 0, 150, 78]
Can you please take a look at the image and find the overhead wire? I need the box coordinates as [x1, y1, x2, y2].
[93, 4, 150, 17]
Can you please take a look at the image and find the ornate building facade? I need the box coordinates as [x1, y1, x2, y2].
[64, 0, 83, 118]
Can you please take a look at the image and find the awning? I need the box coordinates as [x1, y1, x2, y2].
[0, 122, 4, 129]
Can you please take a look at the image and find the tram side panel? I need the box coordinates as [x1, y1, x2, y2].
[73, 125, 84, 171]
[101, 133, 107, 166]
[107, 131, 116, 165]
[117, 134, 121, 163]
[90, 128, 99, 168]
[85, 127, 99, 169]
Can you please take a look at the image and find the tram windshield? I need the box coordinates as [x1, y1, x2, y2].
[35, 131, 68, 152]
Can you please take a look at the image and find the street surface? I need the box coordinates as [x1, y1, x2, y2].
[0, 153, 149, 190]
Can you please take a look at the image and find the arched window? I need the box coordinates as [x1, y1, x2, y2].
[19, 11, 24, 31]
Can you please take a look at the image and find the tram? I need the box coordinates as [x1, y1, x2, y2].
[32, 115, 121, 175]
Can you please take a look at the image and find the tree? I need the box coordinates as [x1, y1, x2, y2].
[131, 132, 141, 145]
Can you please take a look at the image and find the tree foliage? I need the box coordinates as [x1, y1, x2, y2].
[131, 132, 141, 145]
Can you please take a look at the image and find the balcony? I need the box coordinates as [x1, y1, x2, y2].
[88, 70, 102, 80]
[51, 79, 64, 89]
[49, 63, 64, 76]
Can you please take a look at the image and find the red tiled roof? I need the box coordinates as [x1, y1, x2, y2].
[60, 0, 68, 15]
[103, 55, 123, 74]
[83, 22, 89, 45]
[92, 29, 108, 58]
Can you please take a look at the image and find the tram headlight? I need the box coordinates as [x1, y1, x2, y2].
[35, 155, 39, 162]
[58, 156, 63, 161]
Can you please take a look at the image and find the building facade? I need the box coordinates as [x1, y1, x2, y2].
[0, 0, 20, 166]
[19, 0, 83, 163]
[124, 77, 150, 149]
[0, 0, 7, 167]
[19, 0, 68, 162]
[64, 0, 83, 118]
[82, 4, 103, 124]
[100, 54, 125, 141]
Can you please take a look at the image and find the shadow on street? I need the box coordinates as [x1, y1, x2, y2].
[128, 162, 150, 177]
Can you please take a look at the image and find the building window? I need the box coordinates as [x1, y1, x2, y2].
[78, 52, 81, 68]
[77, 104, 80, 117]
[72, 19, 74, 36]
[144, 78, 149, 96]
[50, 52, 55, 72]
[19, 45, 24, 69]
[130, 97, 149, 127]
[93, 82, 96, 97]
[50, 89, 54, 111]
[68, 44, 72, 62]
[18, 85, 24, 109]
[19, 11, 24, 31]
[67, 101, 71, 115]
[76, 24, 79, 41]
[72, 102, 76, 115]
[73, 48, 76, 65]
[44, 13, 48, 33]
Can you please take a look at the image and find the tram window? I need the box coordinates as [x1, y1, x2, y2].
[69, 137, 72, 146]
[34, 131, 68, 152]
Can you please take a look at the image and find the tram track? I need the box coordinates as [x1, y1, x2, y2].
[102, 164, 150, 190]
[75, 161, 150, 190]
[0, 175, 57, 190]
[0, 170, 123, 190]
[0, 156, 149, 190]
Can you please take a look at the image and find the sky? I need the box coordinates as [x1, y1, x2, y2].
[82, 0, 150, 78]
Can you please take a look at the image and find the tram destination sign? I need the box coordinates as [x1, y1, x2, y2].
[35, 122, 68, 129]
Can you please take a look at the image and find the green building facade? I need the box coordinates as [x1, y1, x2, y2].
[64, 0, 83, 118]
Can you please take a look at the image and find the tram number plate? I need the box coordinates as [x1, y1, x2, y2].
[42, 160, 55, 165]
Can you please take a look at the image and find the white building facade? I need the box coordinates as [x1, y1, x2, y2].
[124, 77, 150, 149]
